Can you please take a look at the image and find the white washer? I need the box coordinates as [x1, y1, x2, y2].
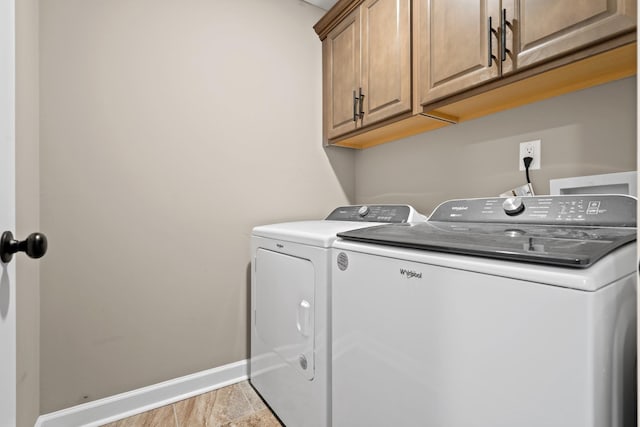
[332, 195, 637, 427]
[250, 205, 426, 427]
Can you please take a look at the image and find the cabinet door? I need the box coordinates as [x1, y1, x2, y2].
[360, 0, 412, 126]
[419, 0, 501, 105]
[323, 8, 361, 140]
[513, 0, 636, 70]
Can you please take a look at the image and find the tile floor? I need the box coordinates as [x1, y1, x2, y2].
[100, 381, 283, 427]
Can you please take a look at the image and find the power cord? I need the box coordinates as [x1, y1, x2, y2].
[523, 156, 533, 184]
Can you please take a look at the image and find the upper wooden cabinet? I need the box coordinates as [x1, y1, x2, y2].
[323, 9, 361, 139]
[361, 0, 412, 125]
[316, 0, 636, 148]
[419, 0, 637, 105]
[419, 0, 501, 105]
[321, 0, 412, 140]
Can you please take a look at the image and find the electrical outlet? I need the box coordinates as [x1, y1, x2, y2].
[519, 140, 541, 171]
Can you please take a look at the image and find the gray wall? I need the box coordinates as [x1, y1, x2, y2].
[16, 0, 40, 425]
[355, 77, 637, 215]
[39, 0, 353, 413]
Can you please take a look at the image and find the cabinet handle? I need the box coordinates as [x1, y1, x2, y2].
[487, 17, 498, 67]
[358, 87, 365, 121]
[501, 9, 512, 62]
[353, 90, 358, 122]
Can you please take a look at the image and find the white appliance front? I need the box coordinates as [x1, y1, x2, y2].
[251, 236, 329, 427]
[250, 205, 426, 426]
[255, 248, 316, 381]
[331, 241, 637, 427]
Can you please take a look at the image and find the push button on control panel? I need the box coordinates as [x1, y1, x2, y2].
[586, 201, 601, 215]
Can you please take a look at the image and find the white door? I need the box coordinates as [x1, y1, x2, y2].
[0, 0, 16, 425]
[254, 249, 315, 381]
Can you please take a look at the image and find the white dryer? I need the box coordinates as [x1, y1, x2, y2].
[250, 205, 426, 427]
[332, 195, 637, 427]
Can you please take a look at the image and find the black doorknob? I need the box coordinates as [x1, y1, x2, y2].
[0, 231, 48, 263]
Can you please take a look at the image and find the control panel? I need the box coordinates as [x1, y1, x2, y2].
[429, 195, 637, 226]
[326, 205, 423, 223]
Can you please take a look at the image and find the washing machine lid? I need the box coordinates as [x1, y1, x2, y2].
[337, 195, 637, 268]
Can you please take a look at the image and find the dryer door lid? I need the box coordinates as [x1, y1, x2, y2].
[254, 248, 315, 380]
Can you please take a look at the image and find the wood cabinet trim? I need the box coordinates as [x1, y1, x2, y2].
[327, 113, 451, 149]
[314, 0, 364, 40]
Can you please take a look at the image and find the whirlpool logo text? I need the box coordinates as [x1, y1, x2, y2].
[400, 268, 422, 279]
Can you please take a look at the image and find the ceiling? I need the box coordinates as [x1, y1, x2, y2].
[304, 0, 337, 11]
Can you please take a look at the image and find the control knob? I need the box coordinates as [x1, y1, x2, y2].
[503, 197, 525, 216]
[358, 205, 370, 217]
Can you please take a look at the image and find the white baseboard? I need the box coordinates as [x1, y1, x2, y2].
[35, 359, 248, 427]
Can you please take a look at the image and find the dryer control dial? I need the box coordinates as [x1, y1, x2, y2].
[503, 197, 525, 216]
[358, 205, 370, 217]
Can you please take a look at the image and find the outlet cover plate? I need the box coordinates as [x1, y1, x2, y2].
[519, 140, 541, 171]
